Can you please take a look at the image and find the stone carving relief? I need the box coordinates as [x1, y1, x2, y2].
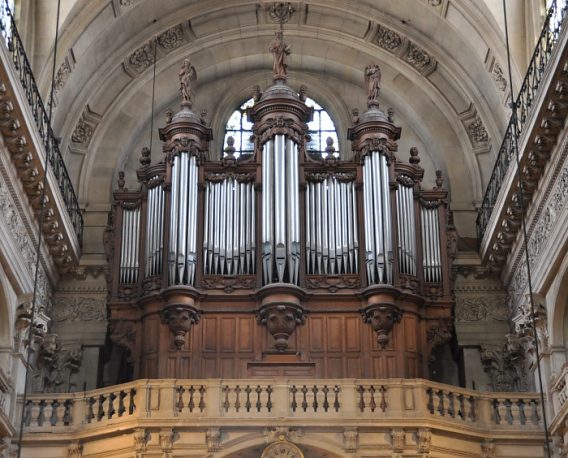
[123, 23, 187, 77]
[458, 104, 490, 151]
[371, 24, 437, 76]
[159, 429, 175, 453]
[480, 334, 527, 392]
[261, 439, 304, 458]
[0, 174, 53, 310]
[343, 428, 358, 453]
[391, 428, 405, 452]
[481, 441, 496, 458]
[71, 119, 93, 144]
[49, 54, 74, 108]
[51, 296, 106, 322]
[109, 320, 137, 361]
[31, 333, 83, 393]
[70, 105, 101, 150]
[206, 428, 221, 453]
[514, 298, 548, 370]
[68, 441, 82, 458]
[416, 428, 432, 454]
[267, 2, 295, 24]
[455, 295, 509, 322]
[133, 428, 148, 455]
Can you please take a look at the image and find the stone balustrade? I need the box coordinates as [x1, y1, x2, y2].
[19, 378, 543, 432]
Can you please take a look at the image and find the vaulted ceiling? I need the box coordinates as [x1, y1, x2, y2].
[22, 0, 539, 250]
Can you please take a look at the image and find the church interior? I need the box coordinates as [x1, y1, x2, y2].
[1, 0, 568, 456]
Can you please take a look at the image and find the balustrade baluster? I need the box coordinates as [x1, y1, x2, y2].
[311, 385, 318, 412]
[198, 386, 206, 412]
[322, 385, 329, 412]
[291, 385, 298, 412]
[333, 386, 341, 412]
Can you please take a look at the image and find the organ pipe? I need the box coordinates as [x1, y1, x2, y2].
[305, 175, 358, 275]
[421, 204, 442, 283]
[396, 180, 416, 276]
[145, 179, 165, 277]
[120, 206, 140, 284]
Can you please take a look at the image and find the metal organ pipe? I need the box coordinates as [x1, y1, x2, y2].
[203, 176, 256, 276]
[396, 180, 416, 276]
[120, 206, 140, 284]
[362, 151, 392, 284]
[420, 204, 442, 283]
[305, 175, 358, 276]
[145, 179, 165, 277]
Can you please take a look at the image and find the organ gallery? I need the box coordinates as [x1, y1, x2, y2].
[105, 32, 455, 381]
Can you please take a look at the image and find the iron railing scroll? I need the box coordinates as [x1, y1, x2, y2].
[0, 1, 83, 245]
[476, 0, 567, 244]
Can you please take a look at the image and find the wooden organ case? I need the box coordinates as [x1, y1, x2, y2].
[105, 57, 456, 381]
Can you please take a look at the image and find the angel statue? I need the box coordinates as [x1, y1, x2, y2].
[365, 63, 381, 104]
[269, 30, 291, 80]
[179, 59, 197, 104]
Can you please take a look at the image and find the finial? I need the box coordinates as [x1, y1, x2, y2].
[364, 64, 381, 108]
[299, 85, 307, 102]
[435, 170, 444, 189]
[140, 146, 151, 167]
[409, 146, 420, 165]
[179, 59, 197, 107]
[351, 107, 360, 125]
[269, 29, 291, 82]
[253, 85, 262, 102]
[117, 171, 126, 190]
[325, 137, 336, 156]
[224, 136, 236, 157]
[200, 109, 208, 126]
[387, 107, 395, 123]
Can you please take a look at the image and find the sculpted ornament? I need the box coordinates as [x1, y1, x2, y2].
[52, 296, 106, 322]
[269, 30, 291, 81]
[257, 304, 305, 351]
[160, 305, 200, 350]
[364, 63, 381, 106]
[179, 59, 197, 105]
[261, 438, 304, 458]
[362, 303, 402, 349]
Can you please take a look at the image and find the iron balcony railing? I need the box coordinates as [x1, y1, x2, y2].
[476, 0, 567, 244]
[0, 1, 83, 244]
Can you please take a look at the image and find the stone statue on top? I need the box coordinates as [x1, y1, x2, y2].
[365, 63, 381, 107]
[269, 30, 291, 81]
[179, 59, 197, 105]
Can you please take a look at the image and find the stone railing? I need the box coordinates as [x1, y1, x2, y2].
[550, 364, 568, 439]
[19, 379, 544, 433]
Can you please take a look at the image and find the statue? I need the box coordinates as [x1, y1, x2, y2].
[179, 59, 197, 104]
[364, 63, 381, 105]
[269, 30, 291, 81]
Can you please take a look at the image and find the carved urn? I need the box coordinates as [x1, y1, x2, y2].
[362, 304, 402, 349]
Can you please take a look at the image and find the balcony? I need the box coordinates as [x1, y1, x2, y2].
[0, 4, 82, 269]
[477, 1, 568, 269]
[18, 378, 545, 456]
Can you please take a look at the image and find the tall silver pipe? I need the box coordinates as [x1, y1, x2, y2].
[187, 156, 198, 285]
[249, 181, 255, 274]
[292, 142, 300, 284]
[409, 187, 416, 276]
[380, 155, 391, 283]
[238, 182, 245, 274]
[372, 152, 384, 282]
[169, 156, 179, 283]
[203, 183, 210, 274]
[274, 135, 286, 282]
[316, 181, 322, 274]
[219, 177, 227, 275]
[262, 141, 273, 284]
[305, 182, 311, 274]
[285, 138, 293, 282]
[363, 156, 374, 283]
[346, 181, 354, 272]
[177, 154, 188, 283]
[352, 181, 359, 273]
[226, 177, 234, 275]
[322, 174, 329, 275]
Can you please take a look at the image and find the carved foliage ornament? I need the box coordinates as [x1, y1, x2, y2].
[268, 2, 295, 24]
[257, 304, 305, 351]
[376, 25, 403, 51]
[51, 296, 106, 322]
[362, 303, 402, 349]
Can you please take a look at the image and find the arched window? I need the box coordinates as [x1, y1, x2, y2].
[223, 96, 338, 157]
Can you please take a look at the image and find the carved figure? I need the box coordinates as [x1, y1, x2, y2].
[179, 59, 197, 104]
[364, 64, 381, 103]
[269, 30, 291, 80]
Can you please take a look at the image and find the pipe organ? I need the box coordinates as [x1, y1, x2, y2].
[106, 56, 456, 382]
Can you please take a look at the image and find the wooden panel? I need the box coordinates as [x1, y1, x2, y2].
[220, 357, 234, 378]
[404, 315, 417, 351]
[309, 317, 324, 351]
[180, 356, 191, 378]
[346, 356, 361, 378]
[167, 356, 177, 378]
[328, 357, 343, 378]
[326, 317, 343, 352]
[220, 317, 236, 352]
[372, 357, 382, 378]
[202, 357, 217, 378]
[345, 317, 360, 352]
[386, 355, 396, 377]
[143, 316, 158, 353]
[202, 317, 217, 352]
[238, 317, 253, 352]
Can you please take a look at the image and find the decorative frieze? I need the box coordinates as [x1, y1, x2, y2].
[123, 23, 188, 77]
[370, 23, 437, 76]
[51, 296, 106, 322]
[455, 295, 508, 322]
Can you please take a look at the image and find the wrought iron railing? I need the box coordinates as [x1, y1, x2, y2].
[476, 0, 567, 244]
[0, 1, 83, 244]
